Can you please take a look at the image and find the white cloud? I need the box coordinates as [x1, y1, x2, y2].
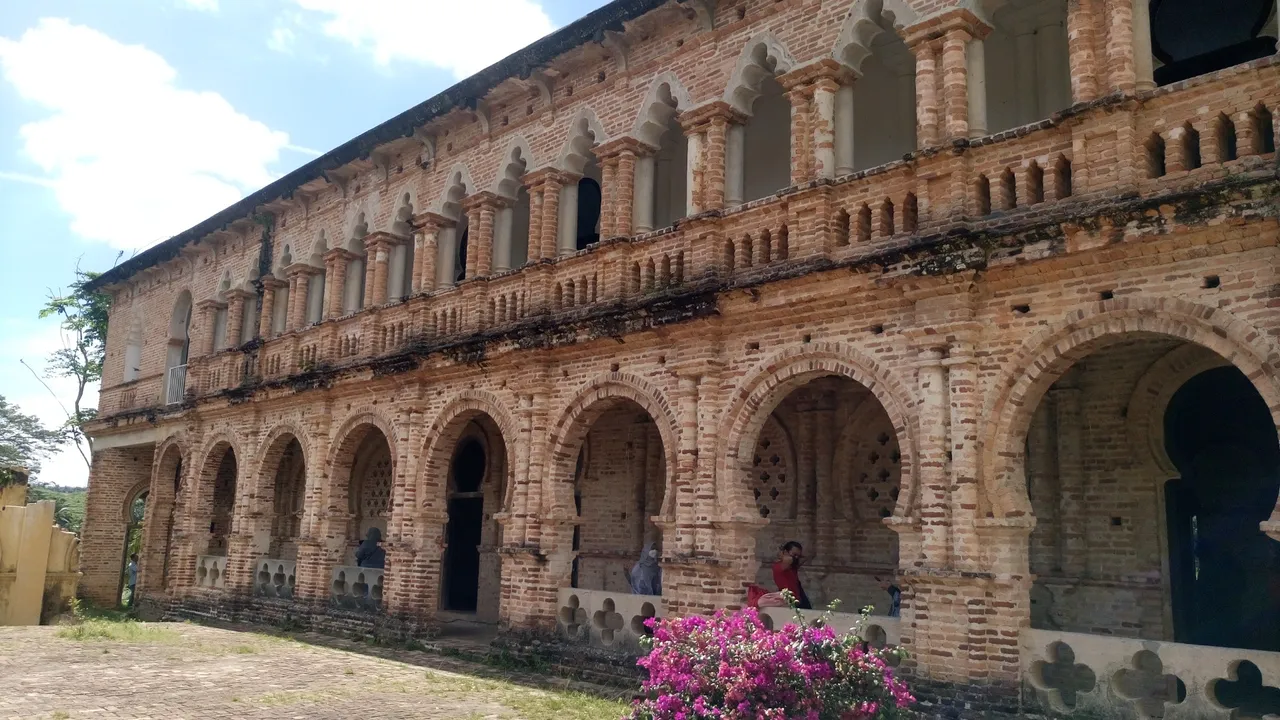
[177, 0, 220, 11]
[268, 25, 297, 54]
[287, 0, 556, 79]
[0, 19, 294, 250]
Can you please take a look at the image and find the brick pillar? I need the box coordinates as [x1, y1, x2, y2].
[525, 180, 546, 260]
[1066, 0, 1100, 102]
[362, 243, 377, 309]
[786, 83, 814, 185]
[912, 39, 941, 148]
[259, 276, 284, 339]
[284, 268, 312, 331]
[680, 116, 707, 214]
[948, 341, 981, 571]
[81, 447, 153, 606]
[409, 231, 425, 293]
[365, 235, 391, 304]
[615, 148, 638, 235]
[225, 289, 251, 347]
[704, 114, 729, 210]
[461, 195, 499, 279]
[539, 177, 562, 261]
[1103, 0, 1137, 93]
[915, 346, 951, 567]
[811, 78, 838, 180]
[678, 102, 743, 213]
[322, 248, 350, 319]
[599, 156, 618, 238]
[941, 28, 971, 140]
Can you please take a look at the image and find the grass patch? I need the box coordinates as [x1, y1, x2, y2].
[497, 688, 629, 720]
[56, 619, 179, 643]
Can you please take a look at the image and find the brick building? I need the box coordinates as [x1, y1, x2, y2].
[80, 0, 1280, 715]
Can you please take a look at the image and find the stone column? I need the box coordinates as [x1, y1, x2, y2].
[785, 83, 814, 185]
[225, 289, 251, 346]
[413, 214, 446, 292]
[365, 234, 392, 304]
[947, 341, 981, 571]
[361, 242, 378, 309]
[1104, 0, 1138, 93]
[409, 231, 426, 292]
[724, 123, 744, 207]
[675, 375, 700, 555]
[494, 207, 514, 272]
[633, 153, 656, 233]
[463, 205, 483, 279]
[524, 177, 546, 260]
[615, 147, 638, 236]
[679, 102, 743, 213]
[535, 173, 564, 261]
[284, 265, 314, 331]
[966, 36, 989, 137]
[912, 39, 941, 147]
[835, 83, 855, 175]
[462, 194, 500, 279]
[811, 78, 839, 179]
[1066, 0, 1100, 102]
[556, 178, 581, 257]
[1131, 0, 1155, 92]
[437, 225, 459, 289]
[598, 156, 618, 239]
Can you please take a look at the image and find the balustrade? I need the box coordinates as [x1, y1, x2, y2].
[556, 587, 662, 651]
[252, 558, 296, 599]
[195, 554, 227, 589]
[330, 565, 383, 611]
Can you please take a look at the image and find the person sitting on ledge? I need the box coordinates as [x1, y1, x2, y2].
[630, 542, 662, 596]
[772, 540, 812, 609]
[355, 527, 385, 569]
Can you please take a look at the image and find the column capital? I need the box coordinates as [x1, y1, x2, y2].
[322, 247, 358, 264]
[777, 58, 856, 92]
[521, 166, 579, 189]
[259, 274, 287, 291]
[283, 262, 322, 279]
[224, 287, 256, 301]
[362, 230, 402, 252]
[904, 8, 992, 46]
[195, 298, 227, 311]
[593, 135, 658, 160]
[460, 190, 511, 212]
[678, 100, 748, 133]
[410, 211, 455, 231]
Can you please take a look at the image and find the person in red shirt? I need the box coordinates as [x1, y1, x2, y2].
[771, 541, 812, 609]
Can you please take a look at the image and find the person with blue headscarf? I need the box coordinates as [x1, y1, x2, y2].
[630, 542, 661, 595]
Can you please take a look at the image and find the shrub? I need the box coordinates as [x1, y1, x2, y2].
[628, 599, 913, 720]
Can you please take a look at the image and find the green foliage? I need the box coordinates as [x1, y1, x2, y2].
[0, 394, 62, 479]
[25, 483, 86, 533]
[39, 267, 111, 465]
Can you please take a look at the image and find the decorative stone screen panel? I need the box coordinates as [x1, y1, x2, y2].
[751, 415, 795, 520]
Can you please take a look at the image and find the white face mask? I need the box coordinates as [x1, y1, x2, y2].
[648, 549, 658, 558]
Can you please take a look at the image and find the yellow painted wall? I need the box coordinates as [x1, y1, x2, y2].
[0, 483, 81, 625]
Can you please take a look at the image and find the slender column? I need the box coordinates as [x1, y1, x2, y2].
[633, 154, 656, 233]
[1131, 0, 1155, 91]
[614, 148, 637, 236]
[410, 231, 425, 293]
[557, 179, 580, 257]
[966, 36, 989, 137]
[477, 202, 496, 277]
[418, 224, 439, 290]
[812, 78, 838, 179]
[436, 226, 458, 289]
[366, 236, 391, 303]
[942, 28, 971, 140]
[224, 290, 247, 346]
[913, 40, 941, 147]
[835, 83, 855, 175]
[258, 276, 283, 339]
[1066, 0, 1100, 102]
[916, 347, 950, 567]
[675, 375, 699, 555]
[686, 126, 706, 213]
[290, 272, 311, 331]
[494, 207, 514, 272]
[1053, 386, 1088, 577]
[947, 344, 980, 572]
[362, 244, 377, 308]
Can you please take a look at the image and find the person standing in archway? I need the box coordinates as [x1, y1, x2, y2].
[772, 541, 812, 609]
[355, 527, 385, 569]
[126, 554, 138, 608]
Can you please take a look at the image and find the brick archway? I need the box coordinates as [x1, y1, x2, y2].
[543, 372, 680, 521]
[139, 439, 186, 596]
[417, 390, 519, 523]
[1126, 344, 1231, 479]
[327, 410, 398, 534]
[716, 343, 918, 524]
[982, 297, 1280, 520]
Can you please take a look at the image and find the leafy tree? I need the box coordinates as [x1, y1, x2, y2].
[25, 483, 87, 533]
[0, 394, 63, 485]
[39, 267, 111, 468]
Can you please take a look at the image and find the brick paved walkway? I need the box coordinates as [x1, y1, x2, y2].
[0, 623, 629, 719]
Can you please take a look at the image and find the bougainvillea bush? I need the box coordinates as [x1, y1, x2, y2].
[627, 600, 914, 720]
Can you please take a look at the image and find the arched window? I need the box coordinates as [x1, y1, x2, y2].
[343, 213, 368, 313]
[388, 193, 415, 299]
[576, 174, 602, 251]
[1147, 0, 1278, 86]
[306, 232, 327, 324]
[845, 7, 917, 171]
[164, 291, 192, 404]
[494, 142, 532, 272]
[741, 75, 792, 203]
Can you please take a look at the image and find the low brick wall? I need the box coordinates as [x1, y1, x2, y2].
[160, 592, 440, 643]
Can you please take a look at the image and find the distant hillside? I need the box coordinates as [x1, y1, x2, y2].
[26, 484, 87, 534]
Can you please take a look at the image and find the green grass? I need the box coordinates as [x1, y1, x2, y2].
[496, 688, 629, 720]
[56, 619, 180, 643]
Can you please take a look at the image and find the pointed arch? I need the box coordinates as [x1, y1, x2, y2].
[557, 107, 608, 174]
[434, 163, 476, 220]
[632, 72, 693, 147]
[417, 390, 521, 520]
[491, 135, 536, 198]
[723, 32, 798, 114]
[832, 0, 918, 75]
[388, 188, 418, 236]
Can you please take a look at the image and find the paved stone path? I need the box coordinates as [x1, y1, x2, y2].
[0, 623, 630, 719]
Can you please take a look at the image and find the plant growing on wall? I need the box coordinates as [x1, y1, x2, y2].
[628, 597, 913, 720]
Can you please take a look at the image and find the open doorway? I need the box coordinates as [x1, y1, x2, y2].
[444, 438, 486, 612]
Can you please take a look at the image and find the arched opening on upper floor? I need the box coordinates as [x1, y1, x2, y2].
[844, 2, 917, 171]
[1012, 334, 1280, 654]
[982, 0, 1071, 134]
[494, 142, 532, 272]
[269, 245, 292, 337]
[727, 35, 795, 204]
[436, 168, 472, 287]
[343, 213, 369, 313]
[576, 165, 603, 251]
[304, 233, 327, 325]
[164, 290, 192, 405]
[210, 271, 231, 350]
[634, 76, 691, 233]
[388, 193, 415, 300]
[1145, 0, 1278, 86]
[741, 376, 904, 616]
[557, 110, 606, 254]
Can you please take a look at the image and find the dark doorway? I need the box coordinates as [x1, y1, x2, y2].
[576, 177, 602, 250]
[444, 439, 486, 612]
[1163, 366, 1280, 651]
[1150, 0, 1277, 85]
[456, 227, 470, 283]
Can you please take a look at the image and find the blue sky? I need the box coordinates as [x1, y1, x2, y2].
[0, 0, 608, 486]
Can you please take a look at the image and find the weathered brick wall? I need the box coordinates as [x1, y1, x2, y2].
[80, 447, 152, 605]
